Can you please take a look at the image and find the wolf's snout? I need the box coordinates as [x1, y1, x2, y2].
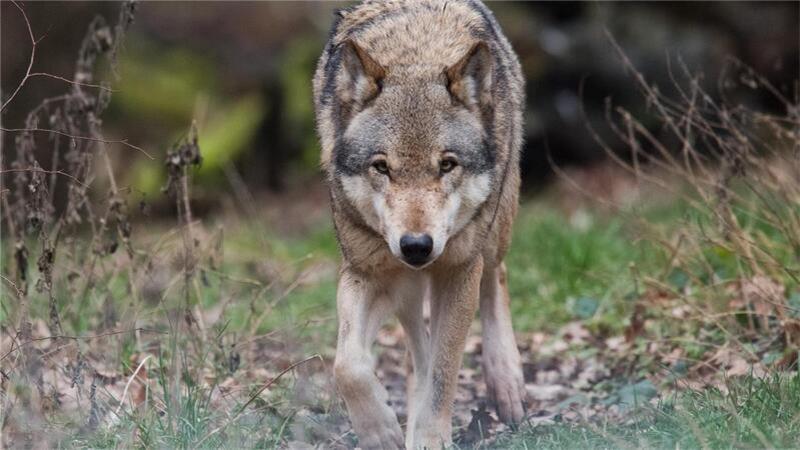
[399, 234, 433, 267]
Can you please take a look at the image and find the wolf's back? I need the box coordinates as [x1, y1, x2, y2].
[313, 0, 524, 169]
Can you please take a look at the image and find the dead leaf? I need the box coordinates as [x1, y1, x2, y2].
[605, 336, 628, 352]
[376, 324, 404, 347]
[526, 383, 569, 402]
[128, 353, 149, 411]
[561, 322, 590, 345]
[464, 335, 482, 354]
[625, 303, 645, 343]
[781, 319, 800, 347]
[455, 404, 495, 447]
[741, 275, 785, 318]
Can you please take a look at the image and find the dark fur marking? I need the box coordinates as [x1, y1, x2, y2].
[320, 7, 352, 108]
[431, 366, 446, 411]
[464, 0, 522, 245]
[448, 133, 495, 175]
[333, 137, 372, 177]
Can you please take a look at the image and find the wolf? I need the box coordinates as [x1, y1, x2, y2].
[313, 0, 525, 448]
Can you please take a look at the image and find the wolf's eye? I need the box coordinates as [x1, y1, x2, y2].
[439, 158, 458, 174]
[372, 160, 389, 175]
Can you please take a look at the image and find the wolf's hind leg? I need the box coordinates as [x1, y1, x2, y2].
[480, 262, 526, 424]
[333, 269, 404, 450]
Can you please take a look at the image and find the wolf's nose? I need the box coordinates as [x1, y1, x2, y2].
[399, 234, 433, 267]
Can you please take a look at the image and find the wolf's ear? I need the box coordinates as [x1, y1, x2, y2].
[445, 42, 493, 111]
[338, 40, 386, 110]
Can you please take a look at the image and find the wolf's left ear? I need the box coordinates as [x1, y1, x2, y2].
[445, 42, 493, 111]
[338, 40, 386, 110]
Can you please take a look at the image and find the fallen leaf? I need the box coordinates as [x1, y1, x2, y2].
[572, 297, 599, 320]
[625, 303, 645, 343]
[616, 379, 657, 407]
[741, 275, 785, 318]
[455, 405, 496, 447]
[526, 384, 569, 402]
[128, 354, 149, 411]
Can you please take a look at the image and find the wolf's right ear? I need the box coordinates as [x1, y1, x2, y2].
[337, 40, 386, 112]
[445, 42, 493, 112]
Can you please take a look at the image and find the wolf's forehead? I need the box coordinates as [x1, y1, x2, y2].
[344, 105, 442, 152]
[335, 103, 492, 175]
[336, 113, 437, 174]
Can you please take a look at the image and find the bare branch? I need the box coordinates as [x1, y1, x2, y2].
[1, 127, 153, 159]
[0, 167, 89, 188]
[1, 1, 37, 112]
[28, 72, 116, 92]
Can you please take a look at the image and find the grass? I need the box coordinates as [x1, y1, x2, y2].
[506, 206, 655, 332]
[497, 372, 800, 449]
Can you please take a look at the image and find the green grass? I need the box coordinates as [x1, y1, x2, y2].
[495, 372, 800, 449]
[217, 221, 341, 349]
[505, 206, 660, 332]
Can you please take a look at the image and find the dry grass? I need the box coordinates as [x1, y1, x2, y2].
[1, 3, 328, 447]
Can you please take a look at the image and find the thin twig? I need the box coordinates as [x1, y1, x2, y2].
[0, 328, 166, 362]
[0, 275, 24, 300]
[113, 355, 152, 417]
[1, 1, 37, 112]
[28, 72, 115, 92]
[0, 167, 89, 188]
[0, 127, 152, 159]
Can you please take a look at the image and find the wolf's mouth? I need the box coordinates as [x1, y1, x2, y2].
[399, 257, 435, 270]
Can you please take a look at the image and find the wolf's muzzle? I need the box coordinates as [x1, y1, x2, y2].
[399, 233, 433, 267]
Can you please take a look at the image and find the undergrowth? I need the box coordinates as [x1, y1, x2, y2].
[498, 372, 800, 449]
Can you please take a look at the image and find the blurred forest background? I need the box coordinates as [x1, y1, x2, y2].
[3, 1, 797, 206]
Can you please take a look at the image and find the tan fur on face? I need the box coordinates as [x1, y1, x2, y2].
[314, 1, 526, 448]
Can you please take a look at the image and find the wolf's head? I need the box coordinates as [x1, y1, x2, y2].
[333, 41, 495, 269]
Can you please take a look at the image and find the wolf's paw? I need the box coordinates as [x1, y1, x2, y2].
[357, 429, 403, 450]
[408, 423, 451, 450]
[354, 407, 404, 450]
[484, 356, 526, 425]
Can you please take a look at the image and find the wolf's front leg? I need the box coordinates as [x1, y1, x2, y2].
[395, 277, 431, 450]
[408, 258, 483, 449]
[480, 262, 526, 424]
[334, 269, 404, 450]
